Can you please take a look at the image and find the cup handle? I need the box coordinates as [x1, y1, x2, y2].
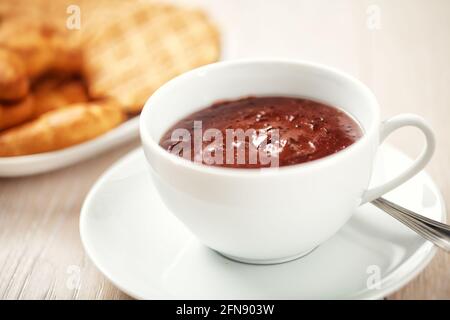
[361, 114, 435, 204]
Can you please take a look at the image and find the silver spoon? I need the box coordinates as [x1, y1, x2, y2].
[372, 197, 450, 252]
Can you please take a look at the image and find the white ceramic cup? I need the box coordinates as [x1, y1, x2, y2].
[140, 60, 435, 264]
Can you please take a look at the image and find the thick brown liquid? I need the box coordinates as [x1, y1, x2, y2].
[159, 96, 363, 168]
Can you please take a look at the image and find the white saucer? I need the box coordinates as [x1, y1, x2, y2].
[80, 145, 445, 299]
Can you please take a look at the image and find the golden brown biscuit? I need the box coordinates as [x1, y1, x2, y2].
[0, 96, 34, 130]
[0, 48, 29, 100]
[32, 76, 89, 116]
[0, 101, 125, 157]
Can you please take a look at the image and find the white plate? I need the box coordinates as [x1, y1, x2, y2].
[79, 145, 445, 299]
[0, 117, 139, 177]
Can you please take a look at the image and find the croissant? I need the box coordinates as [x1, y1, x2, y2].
[0, 48, 29, 100]
[32, 76, 89, 116]
[0, 96, 34, 130]
[0, 21, 82, 79]
[0, 101, 125, 157]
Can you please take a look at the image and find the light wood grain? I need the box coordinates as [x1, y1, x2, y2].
[0, 0, 449, 299]
[0, 141, 139, 300]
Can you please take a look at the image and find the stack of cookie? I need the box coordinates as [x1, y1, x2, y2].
[0, 0, 220, 156]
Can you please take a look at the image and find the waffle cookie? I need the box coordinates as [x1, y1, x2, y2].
[83, 2, 221, 114]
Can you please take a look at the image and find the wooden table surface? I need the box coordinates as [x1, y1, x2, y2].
[0, 0, 449, 299]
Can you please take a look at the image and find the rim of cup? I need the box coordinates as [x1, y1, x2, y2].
[140, 59, 380, 177]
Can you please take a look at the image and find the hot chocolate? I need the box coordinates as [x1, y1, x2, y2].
[159, 96, 362, 168]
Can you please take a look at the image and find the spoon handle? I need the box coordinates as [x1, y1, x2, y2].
[372, 197, 450, 252]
